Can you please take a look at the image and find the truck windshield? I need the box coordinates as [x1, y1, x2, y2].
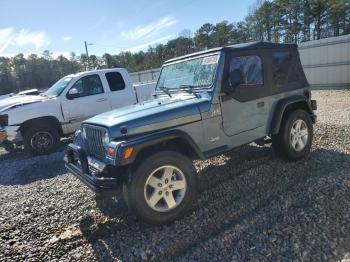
[156, 54, 220, 93]
[43, 77, 72, 98]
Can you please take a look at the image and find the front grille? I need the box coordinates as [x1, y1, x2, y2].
[83, 124, 107, 160]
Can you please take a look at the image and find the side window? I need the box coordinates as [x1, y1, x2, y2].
[272, 51, 297, 87]
[230, 56, 263, 85]
[105, 72, 126, 91]
[70, 74, 104, 98]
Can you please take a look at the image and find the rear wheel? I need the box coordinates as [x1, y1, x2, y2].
[123, 151, 198, 225]
[272, 109, 313, 161]
[23, 125, 60, 155]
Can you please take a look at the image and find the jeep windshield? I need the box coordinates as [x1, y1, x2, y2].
[156, 54, 220, 94]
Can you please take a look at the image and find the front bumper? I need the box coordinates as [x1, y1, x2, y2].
[64, 143, 122, 195]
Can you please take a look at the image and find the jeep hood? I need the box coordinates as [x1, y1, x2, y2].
[84, 93, 211, 138]
[0, 95, 46, 113]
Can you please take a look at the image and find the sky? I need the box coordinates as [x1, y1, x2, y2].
[0, 0, 256, 58]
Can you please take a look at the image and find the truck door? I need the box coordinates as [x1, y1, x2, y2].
[220, 52, 269, 138]
[61, 74, 111, 132]
[103, 71, 136, 109]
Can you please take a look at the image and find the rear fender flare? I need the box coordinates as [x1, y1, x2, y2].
[270, 96, 313, 135]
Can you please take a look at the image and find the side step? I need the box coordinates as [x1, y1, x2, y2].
[254, 137, 272, 146]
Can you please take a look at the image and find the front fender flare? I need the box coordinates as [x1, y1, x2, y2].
[116, 129, 205, 166]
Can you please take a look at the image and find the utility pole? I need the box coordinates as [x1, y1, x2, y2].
[84, 41, 90, 70]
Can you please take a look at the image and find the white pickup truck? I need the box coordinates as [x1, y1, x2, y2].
[0, 68, 156, 155]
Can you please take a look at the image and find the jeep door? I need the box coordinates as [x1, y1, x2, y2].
[220, 51, 270, 139]
[61, 74, 111, 133]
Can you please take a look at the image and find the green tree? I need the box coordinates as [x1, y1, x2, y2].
[310, 0, 329, 39]
[89, 55, 101, 69]
[11, 54, 27, 92]
[194, 23, 215, 50]
[0, 57, 15, 95]
[211, 21, 234, 46]
[301, 0, 313, 41]
[328, 0, 347, 36]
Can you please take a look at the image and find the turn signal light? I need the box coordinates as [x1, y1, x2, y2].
[123, 147, 134, 160]
[107, 147, 116, 157]
[0, 131, 7, 141]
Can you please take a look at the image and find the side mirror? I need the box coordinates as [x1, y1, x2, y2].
[228, 69, 244, 90]
[67, 88, 79, 99]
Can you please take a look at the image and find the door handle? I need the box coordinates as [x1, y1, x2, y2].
[96, 98, 107, 102]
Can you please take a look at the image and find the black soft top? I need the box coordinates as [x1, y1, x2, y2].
[164, 41, 298, 64]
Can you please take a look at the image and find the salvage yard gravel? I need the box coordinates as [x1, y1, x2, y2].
[1, 90, 349, 261]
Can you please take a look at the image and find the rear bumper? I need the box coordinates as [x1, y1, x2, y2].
[311, 114, 317, 123]
[64, 143, 122, 195]
[311, 100, 317, 123]
[311, 100, 317, 111]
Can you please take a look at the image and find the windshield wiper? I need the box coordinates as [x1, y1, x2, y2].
[158, 86, 172, 97]
[179, 85, 201, 98]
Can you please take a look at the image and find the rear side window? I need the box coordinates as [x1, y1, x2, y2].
[105, 72, 126, 91]
[272, 51, 302, 87]
[230, 56, 263, 85]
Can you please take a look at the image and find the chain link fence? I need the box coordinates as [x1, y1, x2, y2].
[129, 68, 161, 84]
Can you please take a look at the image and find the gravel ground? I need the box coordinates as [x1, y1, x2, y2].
[0, 90, 349, 261]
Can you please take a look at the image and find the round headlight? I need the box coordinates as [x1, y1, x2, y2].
[73, 129, 84, 146]
[103, 132, 110, 146]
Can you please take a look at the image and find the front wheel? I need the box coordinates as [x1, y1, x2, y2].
[123, 151, 198, 225]
[23, 125, 60, 155]
[272, 109, 313, 161]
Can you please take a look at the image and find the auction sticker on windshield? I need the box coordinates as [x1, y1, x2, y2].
[202, 55, 219, 65]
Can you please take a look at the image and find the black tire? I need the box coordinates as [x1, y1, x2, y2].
[272, 109, 313, 161]
[123, 151, 198, 225]
[23, 125, 60, 155]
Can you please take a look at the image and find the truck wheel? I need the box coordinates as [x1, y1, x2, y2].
[23, 125, 60, 155]
[123, 151, 198, 225]
[272, 109, 313, 161]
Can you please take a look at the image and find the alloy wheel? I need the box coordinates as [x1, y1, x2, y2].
[290, 119, 309, 151]
[144, 165, 187, 212]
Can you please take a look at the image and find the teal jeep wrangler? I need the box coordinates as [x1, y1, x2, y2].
[65, 42, 317, 225]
